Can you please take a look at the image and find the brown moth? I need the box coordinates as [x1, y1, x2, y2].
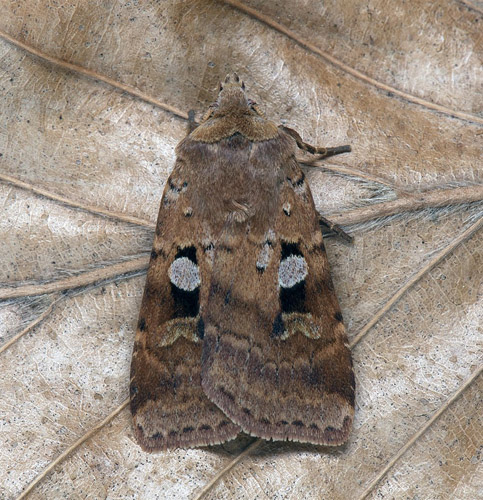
[130, 74, 355, 451]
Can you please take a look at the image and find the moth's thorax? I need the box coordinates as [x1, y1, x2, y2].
[190, 115, 280, 144]
[189, 84, 279, 143]
[175, 132, 296, 237]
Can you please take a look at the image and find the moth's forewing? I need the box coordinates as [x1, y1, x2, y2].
[130, 160, 240, 451]
[200, 134, 354, 445]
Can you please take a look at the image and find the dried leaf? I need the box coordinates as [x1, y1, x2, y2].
[0, 1, 481, 499]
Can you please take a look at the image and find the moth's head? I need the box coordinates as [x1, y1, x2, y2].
[211, 73, 259, 117]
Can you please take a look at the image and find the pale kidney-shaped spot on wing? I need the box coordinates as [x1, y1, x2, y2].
[278, 254, 308, 288]
[256, 229, 276, 272]
[168, 256, 201, 291]
[256, 242, 273, 272]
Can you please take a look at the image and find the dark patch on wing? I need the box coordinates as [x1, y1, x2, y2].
[169, 179, 188, 193]
[171, 245, 200, 318]
[203, 242, 214, 253]
[281, 241, 302, 259]
[287, 170, 305, 188]
[279, 241, 307, 314]
[175, 245, 197, 261]
[280, 281, 306, 313]
[271, 312, 285, 338]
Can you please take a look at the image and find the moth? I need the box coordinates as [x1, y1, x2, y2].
[130, 74, 355, 451]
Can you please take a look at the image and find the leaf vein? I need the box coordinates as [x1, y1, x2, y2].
[223, 0, 483, 125]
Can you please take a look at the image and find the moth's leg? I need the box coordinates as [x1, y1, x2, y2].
[200, 104, 218, 123]
[188, 110, 198, 133]
[188, 104, 218, 131]
[319, 215, 353, 243]
[281, 125, 352, 241]
[250, 102, 265, 118]
[281, 126, 351, 158]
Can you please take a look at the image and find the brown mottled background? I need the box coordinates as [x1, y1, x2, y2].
[0, 1, 481, 498]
